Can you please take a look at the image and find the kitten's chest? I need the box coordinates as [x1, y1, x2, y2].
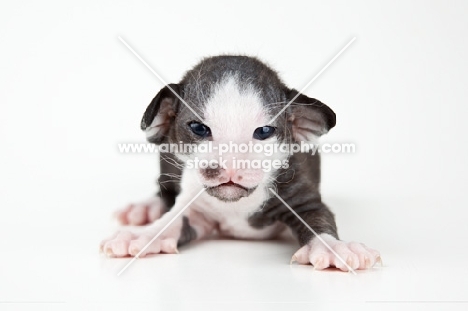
[194, 194, 284, 239]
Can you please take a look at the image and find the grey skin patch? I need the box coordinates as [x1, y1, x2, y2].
[248, 152, 338, 246]
[141, 55, 338, 249]
[180, 56, 287, 109]
[200, 167, 222, 180]
[156, 152, 182, 210]
[178, 216, 197, 246]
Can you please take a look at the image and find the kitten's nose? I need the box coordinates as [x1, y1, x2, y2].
[225, 168, 237, 179]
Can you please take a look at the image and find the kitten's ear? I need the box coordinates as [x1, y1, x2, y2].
[286, 89, 336, 142]
[141, 84, 181, 144]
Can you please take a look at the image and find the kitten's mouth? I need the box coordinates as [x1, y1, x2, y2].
[219, 181, 248, 190]
[205, 181, 257, 202]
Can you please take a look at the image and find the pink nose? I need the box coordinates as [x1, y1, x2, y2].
[224, 168, 237, 179]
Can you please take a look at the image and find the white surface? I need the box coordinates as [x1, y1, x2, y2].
[1, 0, 468, 310]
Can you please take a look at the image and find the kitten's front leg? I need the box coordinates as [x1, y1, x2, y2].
[100, 188, 214, 257]
[282, 201, 380, 271]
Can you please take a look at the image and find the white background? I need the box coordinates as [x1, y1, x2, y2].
[1, 0, 467, 310]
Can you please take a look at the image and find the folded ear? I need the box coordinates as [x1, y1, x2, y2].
[286, 89, 336, 142]
[141, 84, 181, 144]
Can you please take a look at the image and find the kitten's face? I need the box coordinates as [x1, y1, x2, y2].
[174, 77, 289, 202]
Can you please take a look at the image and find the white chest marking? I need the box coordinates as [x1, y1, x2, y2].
[188, 184, 282, 239]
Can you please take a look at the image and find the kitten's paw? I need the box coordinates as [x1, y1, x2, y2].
[99, 230, 179, 258]
[292, 234, 381, 271]
[114, 197, 165, 226]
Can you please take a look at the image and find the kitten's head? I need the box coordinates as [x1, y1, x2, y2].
[141, 56, 335, 202]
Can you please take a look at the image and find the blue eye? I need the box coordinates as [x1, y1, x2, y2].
[253, 126, 276, 140]
[189, 122, 211, 138]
